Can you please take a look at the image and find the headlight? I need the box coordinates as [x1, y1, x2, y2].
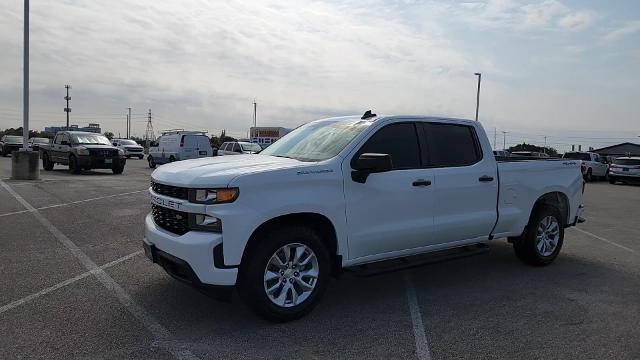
[189, 214, 222, 232]
[189, 188, 239, 204]
[76, 146, 90, 155]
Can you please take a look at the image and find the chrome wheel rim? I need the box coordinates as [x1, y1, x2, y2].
[263, 243, 319, 308]
[536, 216, 560, 257]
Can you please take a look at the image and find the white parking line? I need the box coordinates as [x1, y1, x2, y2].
[0, 180, 198, 360]
[573, 227, 636, 253]
[404, 272, 433, 360]
[0, 251, 142, 314]
[0, 189, 148, 218]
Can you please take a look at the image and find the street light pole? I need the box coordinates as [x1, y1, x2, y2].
[22, 0, 29, 149]
[474, 72, 481, 121]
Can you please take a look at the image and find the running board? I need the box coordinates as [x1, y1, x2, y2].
[345, 243, 490, 278]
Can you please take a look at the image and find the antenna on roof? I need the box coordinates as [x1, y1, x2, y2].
[361, 110, 377, 119]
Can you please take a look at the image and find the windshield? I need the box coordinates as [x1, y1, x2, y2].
[563, 152, 590, 161]
[71, 134, 112, 145]
[241, 143, 262, 152]
[614, 158, 640, 166]
[260, 119, 372, 162]
[31, 138, 49, 144]
[120, 140, 138, 145]
[5, 136, 23, 144]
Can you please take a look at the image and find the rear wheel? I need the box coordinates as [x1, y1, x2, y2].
[513, 205, 564, 266]
[68, 155, 81, 174]
[584, 168, 593, 182]
[42, 153, 54, 171]
[239, 226, 330, 322]
[169, 155, 176, 163]
[112, 165, 124, 174]
[148, 156, 156, 168]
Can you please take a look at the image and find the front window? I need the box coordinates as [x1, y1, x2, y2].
[71, 134, 112, 145]
[241, 143, 262, 152]
[260, 119, 372, 162]
[119, 140, 138, 145]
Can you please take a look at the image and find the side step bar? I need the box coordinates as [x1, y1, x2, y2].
[345, 243, 490, 278]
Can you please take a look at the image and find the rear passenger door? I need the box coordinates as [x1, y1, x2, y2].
[343, 122, 435, 260]
[423, 122, 498, 245]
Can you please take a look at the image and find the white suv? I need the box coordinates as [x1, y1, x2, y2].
[112, 139, 144, 159]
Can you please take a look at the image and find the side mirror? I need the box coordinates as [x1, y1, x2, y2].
[351, 153, 392, 183]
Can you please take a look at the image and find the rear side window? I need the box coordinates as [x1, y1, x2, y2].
[425, 123, 481, 167]
[355, 123, 421, 169]
[232, 143, 240, 152]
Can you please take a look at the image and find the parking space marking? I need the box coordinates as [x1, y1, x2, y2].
[0, 180, 198, 360]
[405, 272, 433, 360]
[573, 227, 636, 253]
[0, 251, 142, 314]
[0, 189, 148, 218]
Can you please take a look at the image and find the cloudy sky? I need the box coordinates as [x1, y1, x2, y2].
[0, 0, 638, 151]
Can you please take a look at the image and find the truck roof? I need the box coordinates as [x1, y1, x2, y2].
[319, 114, 475, 125]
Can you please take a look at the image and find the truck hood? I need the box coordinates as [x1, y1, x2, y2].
[151, 155, 305, 187]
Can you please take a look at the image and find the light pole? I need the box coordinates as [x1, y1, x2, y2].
[22, 0, 29, 149]
[474, 72, 481, 121]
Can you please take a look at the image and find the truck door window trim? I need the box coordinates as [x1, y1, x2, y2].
[422, 123, 483, 168]
[350, 122, 423, 171]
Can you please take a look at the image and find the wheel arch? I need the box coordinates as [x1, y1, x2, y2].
[241, 212, 340, 275]
[530, 191, 570, 226]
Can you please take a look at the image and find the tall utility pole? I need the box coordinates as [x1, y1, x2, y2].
[502, 131, 508, 150]
[144, 109, 154, 148]
[22, 0, 29, 149]
[127, 107, 131, 139]
[474, 72, 481, 121]
[64, 85, 71, 129]
[252, 100, 257, 142]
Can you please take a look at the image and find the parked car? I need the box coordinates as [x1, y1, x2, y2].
[144, 114, 585, 322]
[217, 141, 262, 155]
[0, 135, 24, 156]
[112, 139, 145, 159]
[511, 151, 549, 158]
[608, 157, 640, 184]
[147, 130, 212, 168]
[39, 131, 126, 174]
[27, 137, 50, 152]
[562, 151, 608, 182]
[493, 150, 510, 157]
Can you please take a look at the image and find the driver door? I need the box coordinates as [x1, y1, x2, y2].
[342, 122, 435, 261]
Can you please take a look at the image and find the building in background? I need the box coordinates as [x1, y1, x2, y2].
[592, 142, 640, 160]
[250, 127, 290, 147]
[44, 123, 101, 137]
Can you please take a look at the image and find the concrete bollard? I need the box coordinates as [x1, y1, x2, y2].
[11, 150, 40, 180]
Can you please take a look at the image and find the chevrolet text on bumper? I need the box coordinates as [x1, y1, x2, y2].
[144, 113, 586, 322]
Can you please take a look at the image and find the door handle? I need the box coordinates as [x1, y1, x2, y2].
[478, 175, 494, 182]
[412, 179, 431, 187]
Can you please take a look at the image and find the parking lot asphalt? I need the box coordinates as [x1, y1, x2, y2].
[0, 156, 638, 359]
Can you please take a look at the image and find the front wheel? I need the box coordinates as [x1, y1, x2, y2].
[42, 153, 54, 170]
[68, 155, 81, 174]
[609, 177, 616, 184]
[513, 205, 564, 266]
[112, 165, 124, 174]
[148, 156, 156, 168]
[239, 226, 330, 322]
[138, 155, 144, 160]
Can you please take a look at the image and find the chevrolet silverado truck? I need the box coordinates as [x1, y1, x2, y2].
[144, 113, 585, 322]
[39, 131, 126, 174]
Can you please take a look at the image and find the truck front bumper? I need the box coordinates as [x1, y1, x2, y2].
[77, 155, 126, 169]
[143, 213, 238, 287]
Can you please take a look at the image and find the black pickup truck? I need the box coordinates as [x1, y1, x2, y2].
[39, 131, 126, 174]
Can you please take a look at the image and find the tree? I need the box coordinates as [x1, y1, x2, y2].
[508, 142, 559, 157]
[103, 131, 114, 140]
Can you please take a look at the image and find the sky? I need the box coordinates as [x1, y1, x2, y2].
[0, 0, 639, 151]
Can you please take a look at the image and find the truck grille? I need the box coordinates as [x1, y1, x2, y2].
[152, 204, 189, 235]
[89, 149, 118, 157]
[151, 181, 189, 200]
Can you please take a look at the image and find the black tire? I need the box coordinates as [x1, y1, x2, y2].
[609, 177, 616, 184]
[169, 155, 176, 163]
[148, 156, 156, 169]
[126, 155, 131, 159]
[68, 155, 81, 174]
[238, 226, 330, 322]
[513, 205, 564, 266]
[138, 155, 144, 160]
[112, 165, 124, 174]
[42, 153, 54, 171]
[584, 168, 593, 182]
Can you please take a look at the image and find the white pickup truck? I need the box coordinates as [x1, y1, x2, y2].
[144, 114, 585, 321]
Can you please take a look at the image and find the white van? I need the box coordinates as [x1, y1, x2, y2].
[147, 130, 212, 168]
